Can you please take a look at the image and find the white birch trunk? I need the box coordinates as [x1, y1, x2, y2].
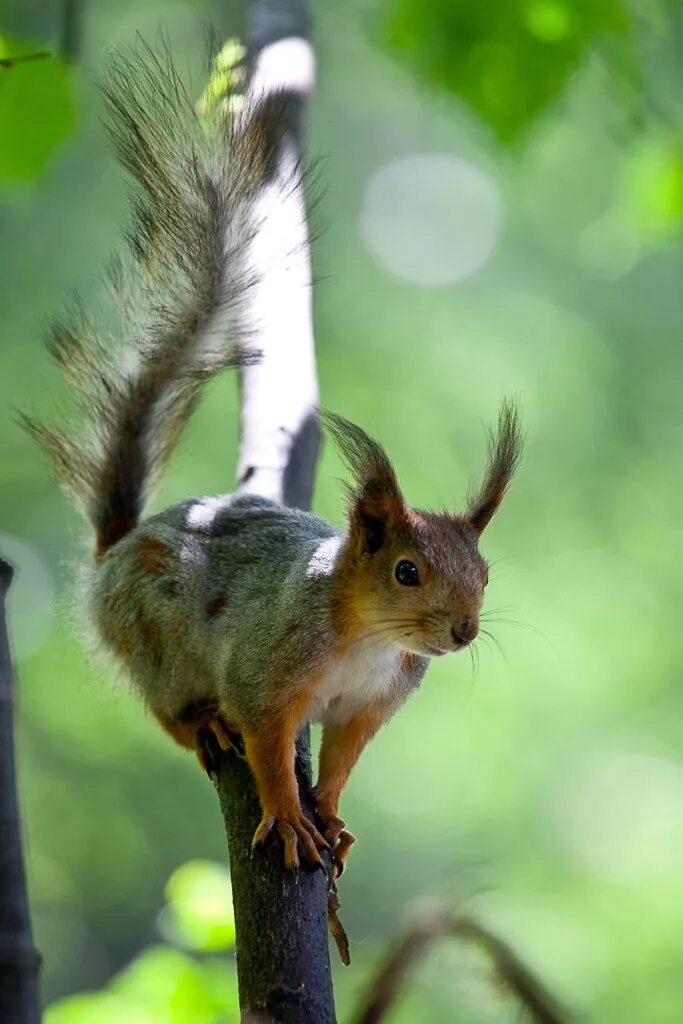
[236, 38, 319, 504]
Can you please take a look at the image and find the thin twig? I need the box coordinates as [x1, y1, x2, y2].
[327, 884, 351, 966]
[351, 905, 574, 1024]
[0, 52, 51, 69]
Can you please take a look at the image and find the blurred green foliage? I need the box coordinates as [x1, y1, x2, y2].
[0, 34, 75, 180]
[1, 0, 682, 1022]
[382, 0, 630, 141]
[161, 861, 235, 952]
[45, 862, 239, 1024]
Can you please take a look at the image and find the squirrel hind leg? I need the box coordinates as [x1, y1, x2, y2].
[197, 716, 246, 775]
[152, 702, 242, 775]
[195, 728, 221, 776]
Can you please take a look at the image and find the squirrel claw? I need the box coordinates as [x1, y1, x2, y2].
[311, 786, 346, 844]
[310, 787, 352, 873]
[322, 815, 346, 846]
[195, 716, 243, 776]
[208, 718, 233, 751]
[331, 828, 356, 878]
[252, 814, 276, 845]
[208, 716, 244, 756]
[252, 812, 329, 871]
[195, 729, 220, 776]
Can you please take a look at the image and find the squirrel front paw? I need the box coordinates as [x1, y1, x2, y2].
[311, 786, 356, 877]
[330, 828, 356, 878]
[252, 811, 330, 871]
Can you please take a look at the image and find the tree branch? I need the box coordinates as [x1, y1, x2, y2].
[0, 53, 51, 69]
[351, 906, 574, 1024]
[0, 557, 42, 1023]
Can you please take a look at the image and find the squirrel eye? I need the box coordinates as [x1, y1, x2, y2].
[395, 560, 420, 587]
[483, 570, 489, 587]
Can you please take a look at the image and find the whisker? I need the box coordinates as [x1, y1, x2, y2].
[480, 605, 519, 619]
[359, 624, 422, 651]
[482, 617, 548, 642]
[361, 627, 403, 644]
[463, 641, 480, 701]
[369, 618, 427, 630]
[485, 555, 516, 580]
[358, 634, 400, 655]
[480, 628, 507, 662]
[370, 618, 423, 634]
[475, 632, 498, 670]
[487, 555, 516, 569]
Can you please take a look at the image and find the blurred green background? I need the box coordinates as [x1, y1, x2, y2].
[1, 0, 682, 1021]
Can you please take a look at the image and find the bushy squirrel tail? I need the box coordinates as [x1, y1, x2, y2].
[22, 41, 275, 556]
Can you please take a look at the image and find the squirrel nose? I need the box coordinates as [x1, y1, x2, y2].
[451, 618, 478, 645]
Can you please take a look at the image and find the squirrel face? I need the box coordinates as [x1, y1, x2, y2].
[323, 401, 522, 659]
[342, 510, 488, 657]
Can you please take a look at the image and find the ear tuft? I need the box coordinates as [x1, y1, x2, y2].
[467, 398, 524, 534]
[320, 409, 405, 553]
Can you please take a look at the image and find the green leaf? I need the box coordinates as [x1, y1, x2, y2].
[0, 35, 76, 182]
[381, 0, 631, 142]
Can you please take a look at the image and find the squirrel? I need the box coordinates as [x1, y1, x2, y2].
[23, 43, 523, 877]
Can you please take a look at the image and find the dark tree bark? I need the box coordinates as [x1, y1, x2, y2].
[211, 2, 337, 1021]
[214, 730, 335, 1024]
[0, 558, 42, 1023]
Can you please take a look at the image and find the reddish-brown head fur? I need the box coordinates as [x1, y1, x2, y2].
[323, 401, 522, 657]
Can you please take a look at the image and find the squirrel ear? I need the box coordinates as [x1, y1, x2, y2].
[467, 398, 523, 534]
[352, 474, 405, 554]
[320, 409, 405, 555]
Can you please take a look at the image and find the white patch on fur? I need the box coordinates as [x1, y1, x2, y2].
[186, 495, 234, 532]
[181, 495, 235, 567]
[306, 536, 343, 577]
[249, 38, 315, 99]
[308, 638, 404, 726]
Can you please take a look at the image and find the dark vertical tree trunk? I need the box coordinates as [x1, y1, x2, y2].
[0, 558, 42, 1023]
[212, 1, 336, 1021]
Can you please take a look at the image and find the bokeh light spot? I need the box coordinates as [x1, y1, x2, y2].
[524, 2, 572, 43]
[360, 154, 503, 287]
[159, 860, 235, 952]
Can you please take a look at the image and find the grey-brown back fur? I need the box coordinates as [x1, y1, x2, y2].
[90, 495, 420, 729]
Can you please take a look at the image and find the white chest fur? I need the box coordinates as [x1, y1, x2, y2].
[308, 637, 404, 726]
